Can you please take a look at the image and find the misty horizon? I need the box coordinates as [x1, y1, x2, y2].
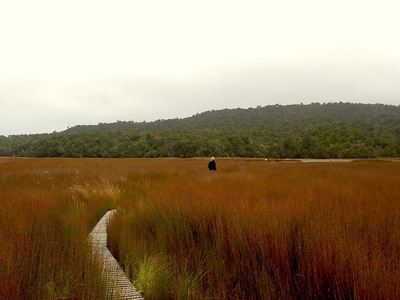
[2, 101, 398, 137]
[1, 1, 399, 136]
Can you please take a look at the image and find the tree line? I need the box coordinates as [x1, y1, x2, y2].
[1, 102, 400, 158]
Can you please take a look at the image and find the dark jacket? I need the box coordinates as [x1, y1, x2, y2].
[208, 160, 216, 171]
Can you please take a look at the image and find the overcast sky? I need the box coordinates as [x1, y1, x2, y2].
[1, 0, 399, 136]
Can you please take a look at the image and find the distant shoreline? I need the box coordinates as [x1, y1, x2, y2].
[1, 156, 399, 162]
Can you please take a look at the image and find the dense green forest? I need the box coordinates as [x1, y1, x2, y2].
[1, 102, 400, 158]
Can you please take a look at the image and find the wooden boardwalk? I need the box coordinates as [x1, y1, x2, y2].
[88, 210, 144, 300]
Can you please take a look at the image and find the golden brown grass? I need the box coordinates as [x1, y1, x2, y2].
[107, 159, 400, 299]
[1, 158, 399, 299]
[0, 158, 130, 299]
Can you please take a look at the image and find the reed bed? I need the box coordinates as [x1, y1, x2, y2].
[1, 158, 399, 299]
[107, 159, 400, 299]
[0, 158, 131, 299]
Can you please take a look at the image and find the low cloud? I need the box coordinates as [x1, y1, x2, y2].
[1, 56, 399, 136]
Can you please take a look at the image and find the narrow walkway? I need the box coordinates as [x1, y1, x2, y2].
[88, 209, 144, 300]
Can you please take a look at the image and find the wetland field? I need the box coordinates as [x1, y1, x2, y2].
[0, 158, 399, 299]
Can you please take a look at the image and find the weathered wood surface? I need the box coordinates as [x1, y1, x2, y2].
[88, 210, 144, 300]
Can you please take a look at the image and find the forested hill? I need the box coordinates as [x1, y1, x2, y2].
[1, 102, 400, 158]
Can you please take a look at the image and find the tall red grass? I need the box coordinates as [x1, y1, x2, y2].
[0, 158, 132, 299]
[107, 159, 400, 299]
[1, 158, 399, 299]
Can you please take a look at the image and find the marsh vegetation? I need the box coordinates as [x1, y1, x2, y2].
[1, 158, 399, 299]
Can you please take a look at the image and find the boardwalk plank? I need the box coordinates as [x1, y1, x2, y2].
[88, 210, 144, 300]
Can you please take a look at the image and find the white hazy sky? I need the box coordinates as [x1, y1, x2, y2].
[1, 0, 399, 136]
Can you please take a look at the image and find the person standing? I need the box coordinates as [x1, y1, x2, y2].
[208, 157, 217, 171]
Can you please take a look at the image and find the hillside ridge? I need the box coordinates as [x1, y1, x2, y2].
[1, 102, 399, 158]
